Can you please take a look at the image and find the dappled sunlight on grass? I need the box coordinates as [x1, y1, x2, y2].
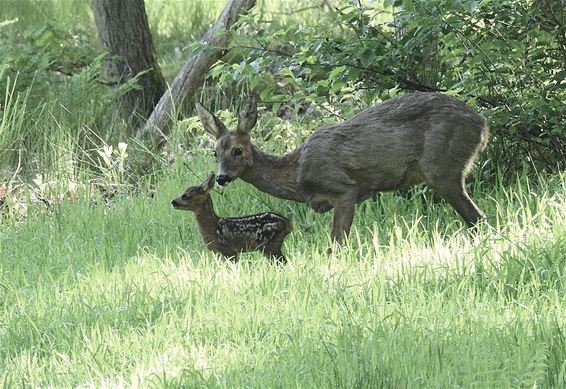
[1, 166, 565, 386]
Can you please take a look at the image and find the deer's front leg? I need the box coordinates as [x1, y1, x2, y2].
[330, 191, 357, 245]
[331, 206, 355, 244]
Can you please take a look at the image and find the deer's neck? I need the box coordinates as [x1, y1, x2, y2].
[193, 197, 220, 245]
[241, 145, 307, 203]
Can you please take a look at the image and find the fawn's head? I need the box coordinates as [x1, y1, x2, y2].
[171, 173, 215, 211]
[195, 99, 258, 186]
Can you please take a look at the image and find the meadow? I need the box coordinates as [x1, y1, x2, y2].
[1, 136, 565, 386]
[1, 0, 566, 387]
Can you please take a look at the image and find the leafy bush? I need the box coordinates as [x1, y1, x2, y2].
[0, 17, 142, 179]
[212, 0, 566, 174]
[0, 19, 97, 98]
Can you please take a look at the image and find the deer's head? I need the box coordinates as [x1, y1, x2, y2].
[195, 99, 258, 186]
[171, 173, 215, 211]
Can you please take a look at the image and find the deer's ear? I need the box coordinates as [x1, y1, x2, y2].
[195, 103, 228, 139]
[201, 172, 216, 192]
[236, 97, 258, 135]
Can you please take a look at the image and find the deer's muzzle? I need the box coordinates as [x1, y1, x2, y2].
[216, 175, 233, 186]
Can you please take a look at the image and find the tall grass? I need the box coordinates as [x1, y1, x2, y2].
[0, 70, 123, 180]
[1, 135, 565, 386]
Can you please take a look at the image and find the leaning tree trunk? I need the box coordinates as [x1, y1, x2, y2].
[136, 0, 257, 145]
[92, 0, 166, 129]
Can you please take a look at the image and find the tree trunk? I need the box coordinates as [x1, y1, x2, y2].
[136, 0, 257, 145]
[92, 0, 166, 129]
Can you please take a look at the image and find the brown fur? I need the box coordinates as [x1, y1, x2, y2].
[195, 92, 489, 244]
[171, 173, 292, 264]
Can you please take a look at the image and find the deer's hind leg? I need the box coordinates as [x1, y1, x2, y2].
[420, 125, 486, 228]
[426, 173, 484, 227]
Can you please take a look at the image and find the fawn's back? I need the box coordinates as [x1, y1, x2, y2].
[216, 213, 292, 254]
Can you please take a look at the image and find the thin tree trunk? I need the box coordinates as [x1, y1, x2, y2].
[136, 0, 257, 144]
[92, 0, 166, 129]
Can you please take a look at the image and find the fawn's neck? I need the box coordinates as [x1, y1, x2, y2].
[193, 197, 220, 245]
[241, 145, 307, 203]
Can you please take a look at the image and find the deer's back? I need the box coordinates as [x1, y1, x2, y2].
[298, 92, 488, 197]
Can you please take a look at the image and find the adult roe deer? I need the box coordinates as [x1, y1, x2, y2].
[195, 92, 489, 244]
[171, 173, 292, 264]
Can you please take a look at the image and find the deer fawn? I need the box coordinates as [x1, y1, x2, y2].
[171, 173, 292, 264]
[195, 92, 489, 245]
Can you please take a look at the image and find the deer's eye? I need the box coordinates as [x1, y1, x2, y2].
[233, 147, 243, 157]
[213, 151, 217, 159]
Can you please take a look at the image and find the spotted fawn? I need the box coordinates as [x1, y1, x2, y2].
[171, 173, 292, 264]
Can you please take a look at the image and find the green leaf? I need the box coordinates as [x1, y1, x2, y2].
[306, 55, 316, 65]
[360, 48, 374, 68]
[209, 62, 226, 79]
[470, 0, 479, 13]
[259, 87, 274, 102]
[328, 66, 346, 80]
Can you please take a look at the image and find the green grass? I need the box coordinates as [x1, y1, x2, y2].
[1, 1, 565, 386]
[1, 151, 565, 386]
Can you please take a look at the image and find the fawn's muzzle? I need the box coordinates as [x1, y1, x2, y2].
[171, 200, 179, 208]
[216, 175, 233, 186]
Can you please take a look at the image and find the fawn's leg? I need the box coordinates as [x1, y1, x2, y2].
[263, 231, 289, 265]
[265, 250, 286, 265]
[221, 252, 239, 262]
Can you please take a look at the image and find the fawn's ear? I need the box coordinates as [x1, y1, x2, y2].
[201, 173, 216, 192]
[236, 97, 258, 135]
[195, 103, 228, 139]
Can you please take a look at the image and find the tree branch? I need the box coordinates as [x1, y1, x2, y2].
[136, 0, 257, 145]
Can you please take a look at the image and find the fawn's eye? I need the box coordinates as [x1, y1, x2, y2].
[233, 147, 243, 157]
[213, 151, 217, 159]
